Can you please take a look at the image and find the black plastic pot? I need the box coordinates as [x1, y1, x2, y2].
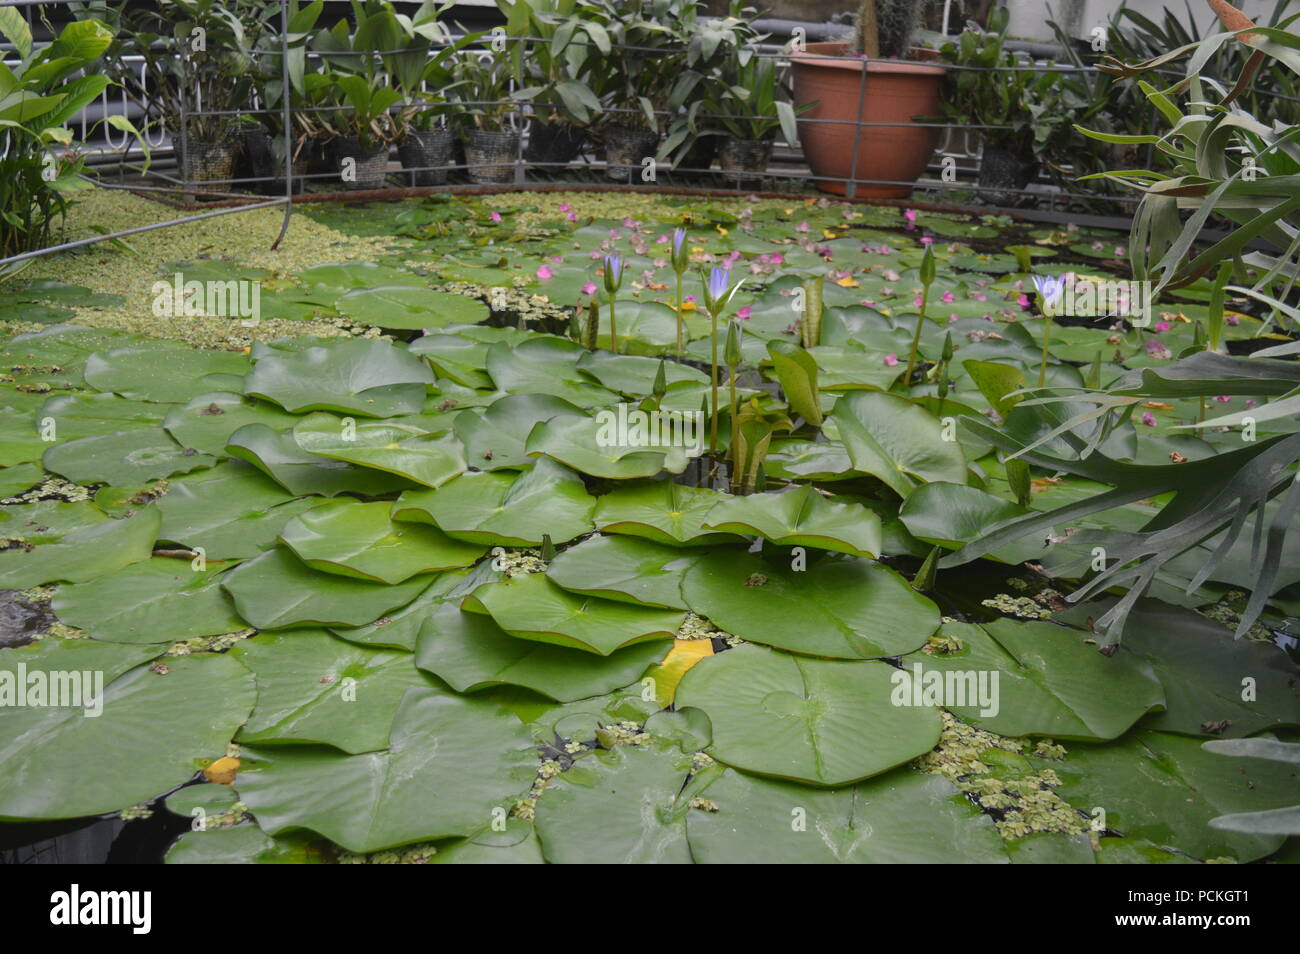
[719, 138, 773, 189]
[398, 129, 454, 186]
[180, 137, 238, 188]
[465, 129, 520, 184]
[977, 144, 1039, 207]
[678, 134, 719, 176]
[604, 125, 660, 182]
[243, 127, 306, 195]
[330, 136, 390, 191]
[524, 119, 586, 170]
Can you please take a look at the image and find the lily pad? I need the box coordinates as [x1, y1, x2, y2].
[463, 572, 683, 655]
[687, 767, 1008, 863]
[237, 686, 536, 853]
[902, 620, 1165, 740]
[682, 552, 939, 659]
[225, 424, 412, 497]
[232, 629, 438, 753]
[545, 534, 694, 609]
[293, 412, 466, 488]
[0, 508, 160, 589]
[83, 344, 251, 403]
[832, 391, 967, 497]
[593, 481, 744, 546]
[221, 547, 436, 629]
[243, 338, 434, 417]
[454, 393, 587, 470]
[43, 427, 216, 487]
[392, 458, 595, 546]
[52, 557, 243, 644]
[416, 603, 669, 702]
[676, 643, 942, 786]
[163, 391, 301, 456]
[334, 286, 490, 329]
[279, 499, 485, 584]
[0, 649, 254, 820]
[701, 484, 882, 557]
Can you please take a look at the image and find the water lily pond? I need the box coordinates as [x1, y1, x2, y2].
[0, 188, 1296, 865]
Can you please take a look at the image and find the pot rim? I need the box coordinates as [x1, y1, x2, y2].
[790, 41, 946, 75]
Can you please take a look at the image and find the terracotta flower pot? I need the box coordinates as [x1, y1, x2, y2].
[790, 42, 945, 198]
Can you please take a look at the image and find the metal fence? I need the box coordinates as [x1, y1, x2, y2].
[1, 0, 1289, 269]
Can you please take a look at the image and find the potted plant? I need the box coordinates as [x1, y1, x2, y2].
[450, 38, 538, 185]
[591, 0, 693, 181]
[789, 0, 945, 197]
[388, 4, 462, 186]
[498, 0, 609, 170]
[938, 8, 1067, 205]
[669, 48, 804, 188]
[310, 6, 405, 190]
[85, 0, 261, 189]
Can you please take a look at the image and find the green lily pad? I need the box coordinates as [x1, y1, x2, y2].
[43, 428, 217, 487]
[243, 338, 434, 417]
[832, 391, 967, 497]
[899, 481, 1032, 553]
[701, 484, 882, 557]
[391, 458, 595, 546]
[463, 572, 683, 655]
[232, 629, 438, 753]
[334, 286, 489, 329]
[683, 552, 939, 659]
[38, 392, 171, 441]
[533, 744, 703, 864]
[279, 499, 485, 584]
[328, 565, 499, 651]
[292, 412, 466, 488]
[453, 393, 586, 470]
[155, 462, 316, 560]
[0, 649, 254, 820]
[83, 344, 251, 403]
[416, 603, 669, 702]
[526, 413, 691, 479]
[221, 547, 436, 629]
[593, 481, 744, 546]
[237, 686, 536, 853]
[0, 508, 160, 588]
[902, 620, 1165, 740]
[676, 644, 942, 786]
[52, 557, 243, 644]
[297, 261, 424, 292]
[545, 534, 694, 609]
[688, 767, 1008, 863]
[485, 338, 617, 407]
[1052, 731, 1299, 862]
[163, 391, 301, 456]
[225, 424, 412, 497]
[0, 461, 43, 497]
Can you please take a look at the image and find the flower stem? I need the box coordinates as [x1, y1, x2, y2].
[609, 296, 619, 355]
[1037, 316, 1052, 388]
[904, 289, 928, 386]
[709, 309, 719, 458]
[674, 272, 685, 358]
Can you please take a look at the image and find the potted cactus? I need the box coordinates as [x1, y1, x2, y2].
[790, 0, 945, 198]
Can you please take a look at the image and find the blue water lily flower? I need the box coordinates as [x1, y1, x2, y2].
[1031, 273, 1066, 317]
[700, 265, 744, 317]
[603, 254, 624, 295]
[671, 227, 689, 273]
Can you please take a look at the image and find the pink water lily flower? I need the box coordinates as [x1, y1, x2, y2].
[883, 353, 899, 366]
[536, 265, 553, 280]
[941, 291, 955, 303]
[559, 202, 572, 212]
[1154, 321, 1171, 332]
[566, 212, 577, 222]
[581, 281, 598, 295]
[1141, 411, 1157, 427]
[489, 211, 502, 223]
[796, 221, 810, 233]
[920, 236, 934, 245]
[737, 305, 753, 320]
[1017, 294, 1030, 307]
[902, 209, 918, 229]
[1213, 395, 1231, 403]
